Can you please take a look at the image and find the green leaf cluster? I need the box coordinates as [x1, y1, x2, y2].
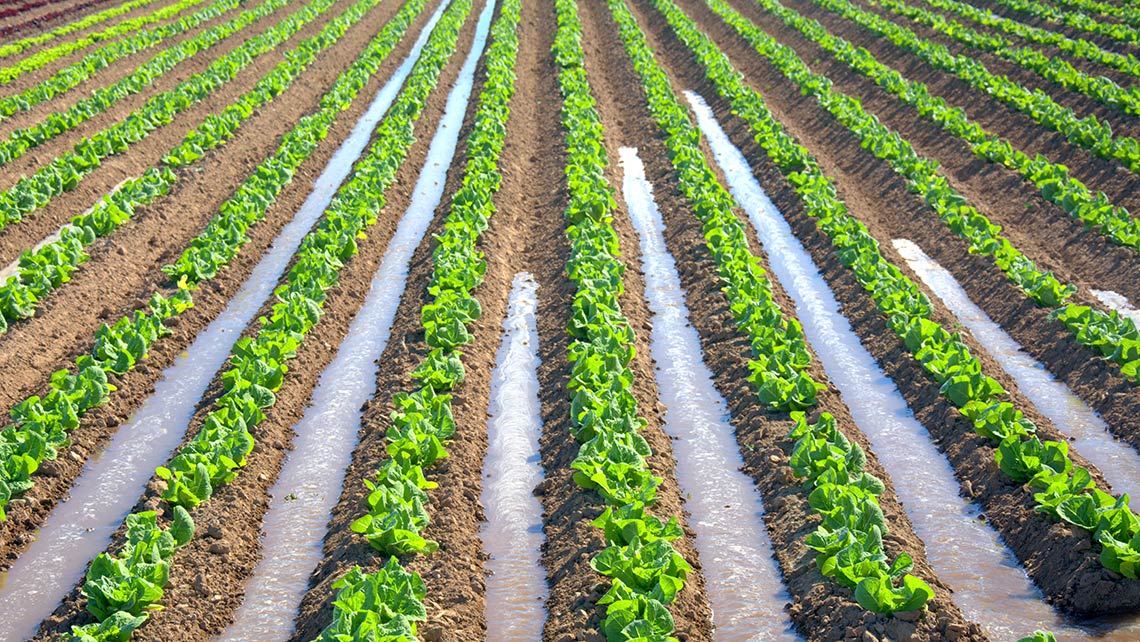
[315, 561, 427, 641]
[748, 0, 1140, 260]
[0, 0, 281, 167]
[1049, 0, 1140, 27]
[868, 0, 1140, 119]
[90, 0, 473, 635]
[68, 507, 194, 641]
[0, 0, 432, 528]
[990, 0, 1140, 46]
[553, 1, 691, 638]
[793, 414, 932, 612]
[0, 0, 387, 329]
[1051, 305, 1140, 379]
[712, 0, 1078, 311]
[1, 0, 158, 57]
[72, 0, 485, 634]
[0, 291, 188, 519]
[607, 0, 934, 613]
[917, 0, 1140, 80]
[715, 0, 1140, 383]
[810, 0, 1140, 174]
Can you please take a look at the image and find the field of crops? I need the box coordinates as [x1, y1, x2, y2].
[1, 0, 1140, 638]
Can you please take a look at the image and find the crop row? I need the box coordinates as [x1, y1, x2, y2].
[67, 0, 462, 637]
[319, 0, 526, 637]
[607, 0, 933, 614]
[0, 0, 207, 84]
[652, 0, 1140, 581]
[736, 0, 1140, 392]
[869, 0, 1140, 119]
[549, 1, 698, 638]
[0, 0, 384, 334]
[711, 2, 1140, 371]
[614, 0, 823, 415]
[1040, 0, 1140, 30]
[720, 0, 1140, 384]
[0, 0, 339, 233]
[812, 0, 1140, 177]
[0, 0, 159, 59]
[0, 0, 242, 122]
[0, 0, 278, 165]
[913, 0, 1140, 81]
[990, 0, 1140, 47]
[750, 0, 1140, 254]
[0, 0, 429, 530]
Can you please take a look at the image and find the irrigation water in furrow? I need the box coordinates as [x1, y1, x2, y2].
[1090, 289, 1140, 327]
[683, 88, 1088, 640]
[0, 177, 129, 281]
[0, 3, 450, 637]
[479, 271, 548, 642]
[217, 0, 495, 634]
[892, 238, 1140, 502]
[617, 146, 796, 641]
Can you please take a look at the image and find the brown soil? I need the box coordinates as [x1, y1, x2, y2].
[293, 0, 716, 639]
[586, 0, 986, 639]
[846, 0, 1140, 142]
[627, 0, 1140, 615]
[0, 0, 108, 33]
[528, 2, 718, 640]
[0, 0, 431, 576]
[991, 1, 1140, 58]
[738, 0, 1140, 451]
[27, 0, 469, 636]
[0, 0, 187, 86]
[0, 0, 243, 139]
[0, 0, 118, 40]
[911, 0, 1140, 91]
[283, 2, 512, 639]
[781, 0, 1140, 223]
[754, 0, 1140, 452]
[0, 0, 315, 265]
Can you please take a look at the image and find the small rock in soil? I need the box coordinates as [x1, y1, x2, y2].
[893, 609, 921, 622]
[208, 542, 230, 555]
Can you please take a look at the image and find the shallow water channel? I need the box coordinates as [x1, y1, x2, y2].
[1090, 289, 1140, 327]
[893, 238, 1140, 502]
[218, 0, 495, 636]
[683, 89, 1097, 640]
[479, 271, 548, 642]
[619, 146, 796, 641]
[0, 3, 451, 638]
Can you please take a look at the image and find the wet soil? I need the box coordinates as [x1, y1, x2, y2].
[26, 0, 465, 636]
